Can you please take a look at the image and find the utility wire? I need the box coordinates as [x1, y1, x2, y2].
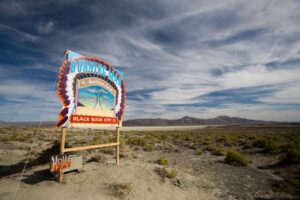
[11, 54, 64, 200]
[11, 75, 58, 200]
[7, 84, 39, 123]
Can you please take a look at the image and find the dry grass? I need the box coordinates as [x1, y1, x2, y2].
[155, 167, 178, 181]
[205, 145, 226, 156]
[279, 143, 300, 164]
[108, 182, 132, 199]
[157, 156, 169, 166]
[273, 178, 300, 196]
[1, 124, 300, 197]
[88, 153, 107, 163]
[143, 143, 155, 152]
[225, 150, 251, 166]
[165, 168, 178, 179]
[195, 149, 203, 155]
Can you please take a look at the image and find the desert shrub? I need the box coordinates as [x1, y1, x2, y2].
[121, 144, 130, 153]
[273, 178, 300, 195]
[225, 150, 250, 166]
[143, 143, 155, 152]
[126, 137, 146, 147]
[195, 149, 203, 155]
[0, 135, 9, 142]
[157, 156, 169, 165]
[93, 138, 101, 145]
[89, 154, 107, 163]
[264, 138, 284, 152]
[99, 148, 114, 155]
[108, 136, 117, 143]
[252, 138, 267, 148]
[144, 135, 155, 142]
[280, 144, 300, 164]
[250, 136, 288, 153]
[205, 145, 226, 156]
[160, 134, 169, 140]
[165, 168, 178, 179]
[242, 140, 254, 149]
[187, 143, 198, 150]
[108, 182, 132, 198]
[155, 167, 178, 180]
[11, 134, 28, 142]
[217, 135, 238, 146]
[247, 135, 256, 140]
[182, 135, 192, 141]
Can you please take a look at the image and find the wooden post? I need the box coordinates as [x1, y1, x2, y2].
[116, 127, 120, 165]
[59, 127, 67, 183]
[63, 142, 119, 152]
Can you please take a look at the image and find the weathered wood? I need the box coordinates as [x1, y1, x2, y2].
[60, 127, 66, 154]
[116, 127, 120, 165]
[63, 142, 120, 153]
[58, 125, 121, 183]
[59, 127, 67, 183]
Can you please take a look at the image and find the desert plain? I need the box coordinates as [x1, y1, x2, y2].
[0, 124, 299, 200]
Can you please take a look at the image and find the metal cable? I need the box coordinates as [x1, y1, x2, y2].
[11, 54, 64, 200]
[11, 75, 58, 200]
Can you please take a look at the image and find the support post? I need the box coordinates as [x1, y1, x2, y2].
[116, 127, 120, 165]
[59, 127, 67, 183]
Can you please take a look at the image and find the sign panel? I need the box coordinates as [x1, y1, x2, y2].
[50, 155, 83, 173]
[56, 50, 126, 128]
[50, 155, 71, 172]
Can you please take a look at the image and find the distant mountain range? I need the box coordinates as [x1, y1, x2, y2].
[123, 116, 272, 126]
[1, 116, 295, 127]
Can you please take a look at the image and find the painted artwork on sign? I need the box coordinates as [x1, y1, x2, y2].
[56, 50, 126, 128]
[50, 155, 71, 172]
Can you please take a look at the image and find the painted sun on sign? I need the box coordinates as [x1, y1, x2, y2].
[56, 50, 126, 128]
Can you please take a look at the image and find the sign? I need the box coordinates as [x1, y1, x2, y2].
[56, 50, 126, 128]
[50, 155, 71, 172]
[50, 155, 82, 173]
[70, 115, 118, 124]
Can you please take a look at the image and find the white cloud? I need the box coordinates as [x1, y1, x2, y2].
[1, 0, 300, 121]
[0, 80, 60, 121]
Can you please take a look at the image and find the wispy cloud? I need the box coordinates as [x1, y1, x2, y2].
[0, 0, 300, 121]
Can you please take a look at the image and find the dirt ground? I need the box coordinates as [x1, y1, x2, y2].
[0, 125, 299, 200]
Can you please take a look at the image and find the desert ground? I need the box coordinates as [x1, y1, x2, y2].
[0, 125, 299, 200]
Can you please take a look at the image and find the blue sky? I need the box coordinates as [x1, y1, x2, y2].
[0, 0, 300, 122]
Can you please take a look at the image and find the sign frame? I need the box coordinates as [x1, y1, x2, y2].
[55, 50, 126, 182]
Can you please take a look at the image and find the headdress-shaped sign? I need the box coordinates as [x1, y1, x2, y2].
[56, 50, 126, 128]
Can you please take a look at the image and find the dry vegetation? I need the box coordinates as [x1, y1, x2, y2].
[0, 124, 300, 199]
[108, 182, 132, 199]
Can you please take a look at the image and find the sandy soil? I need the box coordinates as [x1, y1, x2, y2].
[0, 126, 298, 200]
[0, 149, 290, 200]
[1, 155, 217, 200]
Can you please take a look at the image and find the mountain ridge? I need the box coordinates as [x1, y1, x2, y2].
[123, 115, 272, 126]
[1, 116, 296, 127]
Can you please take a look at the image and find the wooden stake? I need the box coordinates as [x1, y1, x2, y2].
[116, 127, 120, 165]
[59, 127, 67, 183]
[56, 125, 121, 183]
[60, 127, 66, 154]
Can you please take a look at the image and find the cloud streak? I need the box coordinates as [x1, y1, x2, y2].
[0, 0, 300, 121]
